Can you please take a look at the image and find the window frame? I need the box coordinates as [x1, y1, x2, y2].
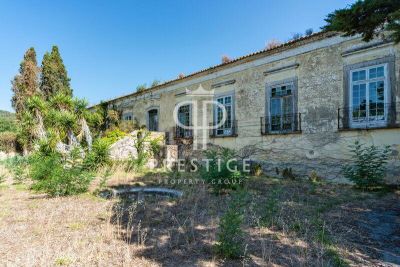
[349, 63, 389, 128]
[213, 92, 235, 137]
[123, 112, 133, 121]
[265, 77, 298, 133]
[177, 103, 192, 138]
[343, 55, 396, 129]
[146, 107, 159, 132]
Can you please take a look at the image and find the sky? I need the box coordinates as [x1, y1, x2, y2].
[0, 0, 354, 112]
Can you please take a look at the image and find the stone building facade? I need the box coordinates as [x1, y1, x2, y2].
[96, 32, 400, 183]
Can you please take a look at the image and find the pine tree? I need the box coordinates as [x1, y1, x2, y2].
[11, 47, 39, 119]
[40, 46, 73, 99]
[323, 0, 400, 43]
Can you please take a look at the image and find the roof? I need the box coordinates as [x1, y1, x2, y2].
[95, 31, 338, 106]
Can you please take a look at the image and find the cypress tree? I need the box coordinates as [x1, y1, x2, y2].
[11, 47, 39, 119]
[40, 46, 73, 99]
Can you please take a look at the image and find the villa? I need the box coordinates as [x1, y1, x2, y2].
[95, 31, 400, 183]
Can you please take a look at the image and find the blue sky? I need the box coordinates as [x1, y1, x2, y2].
[0, 0, 354, 112]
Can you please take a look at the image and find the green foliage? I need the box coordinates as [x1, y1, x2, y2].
[84, 138, 111, 170]
[259, 187, 281, 227]
[30, 149, 94, 196]
[0, 132, 17, 152]
[201, 147, 245, 193]
[106, 109, 121, 129]
[11, 48, 39, 119]
[40, 46, 72, 99]
[282, 167, 295, 179]
[4, 156, 30, 183]
[97, 167, 112, 192]
[0, 111, 17, 133]
[136, 84, 147, 92]
[150, 79, 161, 87]
[126, 130, 151, 172]
[250, 162, 263, 176]
[102, 128, 127, 146]
[215, 190, 248, 259]
[149, 135, 163, 158]
[323, 0, 400, 43]
[309, 170, 321, 183]
[118, 120, 137, 133]
[343, 141, 391, 189]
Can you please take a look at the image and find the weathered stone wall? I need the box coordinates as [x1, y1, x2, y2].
[106, 35, 400, 183]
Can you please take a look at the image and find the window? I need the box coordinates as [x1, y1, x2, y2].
[177, 104, 192, 138]
[215, 95, 234, 136]
[147, 109, 158, 131]
[123, 113, 133, 121]
[269, 82, 295, 132]
[350, 64, 388, 127]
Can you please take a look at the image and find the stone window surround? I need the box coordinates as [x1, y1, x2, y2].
[213, 91, 236, 137]
[343, 55, 396, 127]
[265, 77, 299, 119]
[146, 106, 160, 131]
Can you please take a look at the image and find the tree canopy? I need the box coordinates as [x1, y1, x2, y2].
[323, 0, 400, 43]
[40, 46, 73, 100]
[11, 47, 39, 119]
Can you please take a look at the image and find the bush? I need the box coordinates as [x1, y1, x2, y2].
[309, 170, 321, 183]
[282, 167, 295, 179]
[201, 147, 245, 193]
[0, 131, 17, 152]
[4, 155, 29, 183]
[118, 120, 137, 133]
[84, 138, 111, 170]
[250, 162, 263, 176]
[259, 187, 281, 227]
[30, 149, 94, 196]
[125, 129, 151, 172]
[343, 141, 391, 189]
[102, 128, 127, 146]
[215, 190, 248, 259]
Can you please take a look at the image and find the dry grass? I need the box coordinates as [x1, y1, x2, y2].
[0, 164, 399, 266]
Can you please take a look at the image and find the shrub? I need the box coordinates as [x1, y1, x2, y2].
[215, 190, 248, 259]
[343, 141, 391, 189]
[118, 121, 137, 133]
[30, 150, 94, 196]
[201, 147, 245, 193]
[84, 138, 111, 170]
[259, 187, 281, 227]
[4, 155, 29, 183]
[125, 130, 151, 172]
[309, 170, 321, 183]
[136, 84, 147, 92]
[282, 167, 295, 179]
[250, 162, 263, 176]
[102, 128, 127, 146]
[0, 131, 17, 152]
